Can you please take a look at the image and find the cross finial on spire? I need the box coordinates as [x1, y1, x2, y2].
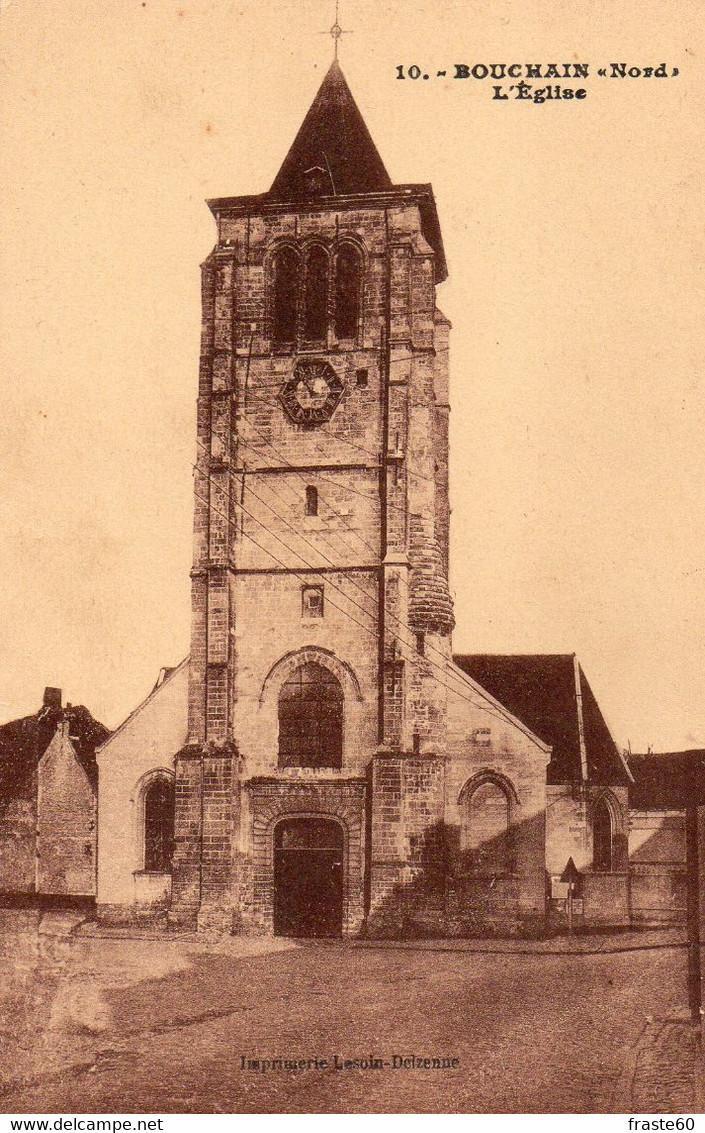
[328, 0, 350, 60]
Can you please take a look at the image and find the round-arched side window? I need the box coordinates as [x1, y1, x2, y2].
[462, 778, 513, 874]
[143, 777, 175, 872]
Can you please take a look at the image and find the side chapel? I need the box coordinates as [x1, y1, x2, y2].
[95, 60, 634, 936]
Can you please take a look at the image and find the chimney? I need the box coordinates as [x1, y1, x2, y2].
[43, 687, 62, 711]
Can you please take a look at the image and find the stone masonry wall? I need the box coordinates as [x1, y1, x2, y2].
[368, 753, 446, 936]
[36, 724, 96, 897]
[169, 749, 202, 929]
[629, 809, 686, 925]
[198, 747, 237, 932]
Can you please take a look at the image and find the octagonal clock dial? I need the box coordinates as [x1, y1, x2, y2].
[279, 359, 344, 427]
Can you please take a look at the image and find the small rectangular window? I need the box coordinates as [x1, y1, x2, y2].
[302, 585, 324, 618]
[305, 486, 318, 516]
[415, 632, 425, 655]
[356, 368, 368, 388]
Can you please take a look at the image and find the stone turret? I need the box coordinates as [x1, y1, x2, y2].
[408, 518, 455, 635]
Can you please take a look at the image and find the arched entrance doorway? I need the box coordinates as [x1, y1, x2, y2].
[273, 817, 344, 937]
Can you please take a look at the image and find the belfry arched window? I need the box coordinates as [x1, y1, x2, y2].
[269, 240, 362, 348]
[334, 244, 361, 339]
[143, 777, 175, 872]
[592, 798, 613, 871]
[303, 246, 329, 342]
[461, 776, 514, 874]
[272, 246, 299, 344]
[278, 661, 343, 769]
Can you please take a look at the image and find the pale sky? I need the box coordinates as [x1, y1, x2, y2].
[1, 0, 704, 751]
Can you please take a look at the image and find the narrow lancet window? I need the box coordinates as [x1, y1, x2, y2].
[303, 246, 329, 341]
[272, 247, 299, 343]
[593, 799, 613, 871]
[334, 244, 361, 339]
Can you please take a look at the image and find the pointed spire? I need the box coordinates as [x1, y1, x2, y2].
[269, 60, 392, 200]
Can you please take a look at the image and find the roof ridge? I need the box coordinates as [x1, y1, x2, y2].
[96, 657, 189, 754]
[453, 652, 576, 660]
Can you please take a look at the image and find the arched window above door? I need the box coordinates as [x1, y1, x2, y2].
[278, 661, 343, 769]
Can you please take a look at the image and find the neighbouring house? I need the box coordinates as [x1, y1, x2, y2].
[626, 749, 705, 926]
[0, 688, 109, 900]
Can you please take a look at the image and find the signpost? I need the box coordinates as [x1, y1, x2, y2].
[560, 857, 581, 938]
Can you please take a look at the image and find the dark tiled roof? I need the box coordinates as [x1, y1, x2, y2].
[578, 665, 627, 785]
[269, 59, 392, 199]
[453, 654, 628, 786]
[0, 705, 110, 798]
[628, 750, 705, 809]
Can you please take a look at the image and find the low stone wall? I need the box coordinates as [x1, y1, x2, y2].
[366, 870, 544, 938]
[630, 864, 686, 925]
[582, 871, 630, 927]
[96, 903, 168, 928]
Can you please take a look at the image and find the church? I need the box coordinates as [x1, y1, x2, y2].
[92, 59, 639, 938]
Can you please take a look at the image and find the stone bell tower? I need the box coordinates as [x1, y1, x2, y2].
[169, 60, 454, 934]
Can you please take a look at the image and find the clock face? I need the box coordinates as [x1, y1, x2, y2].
[279, 359, 344, 427]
